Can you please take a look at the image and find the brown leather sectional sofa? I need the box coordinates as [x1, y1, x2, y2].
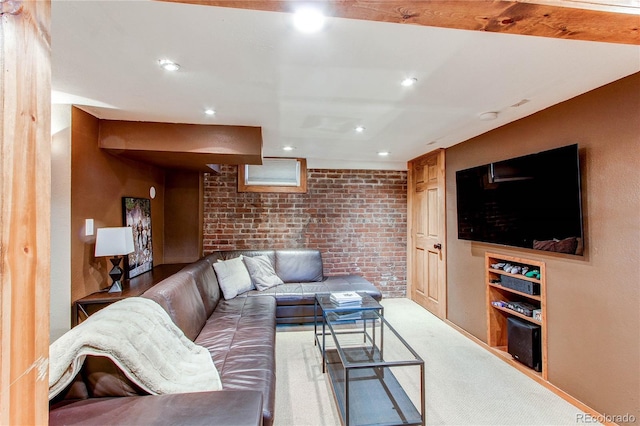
[50, 249, 381, 425]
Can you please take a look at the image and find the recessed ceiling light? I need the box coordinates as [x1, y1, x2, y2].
[355, 126, 365, 133]
[158, 59, 180, 71]
[204, 109, 216, 116]
[401, 77, 417, 87]
[283, 146, 295, 152]
[293, 8, 325, 33]
[479, 111, 499, 121]
[378, 151, 390, 157]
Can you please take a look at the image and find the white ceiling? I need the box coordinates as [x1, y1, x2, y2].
[51, 1, 640, 170]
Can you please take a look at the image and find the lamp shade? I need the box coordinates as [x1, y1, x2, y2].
[95, 227, 135, 257]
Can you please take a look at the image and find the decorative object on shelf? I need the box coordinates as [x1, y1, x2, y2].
[505, 301, 536, 317]
[94, 227, 135, 293]
[122, 197, 153, 279]
[525, 269, 540, 279]
[533, 309, 542, 321]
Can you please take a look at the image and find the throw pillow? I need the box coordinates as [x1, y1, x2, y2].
[213, 256, 254, 299]
[243, 255, 284, 291]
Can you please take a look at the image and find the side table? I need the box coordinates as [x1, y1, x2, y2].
[73, 263, 187, 326]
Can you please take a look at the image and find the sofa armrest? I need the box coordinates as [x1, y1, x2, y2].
[50, 391, 263, 426]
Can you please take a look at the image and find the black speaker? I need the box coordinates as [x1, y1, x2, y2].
[507, 317, 542, 372]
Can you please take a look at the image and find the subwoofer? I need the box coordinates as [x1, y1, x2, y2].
[507, 317, 542, 372]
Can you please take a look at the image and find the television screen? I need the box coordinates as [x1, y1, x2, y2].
[456, 144, 583, 255]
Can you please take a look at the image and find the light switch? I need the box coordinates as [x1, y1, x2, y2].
[85, 219, 94, 236]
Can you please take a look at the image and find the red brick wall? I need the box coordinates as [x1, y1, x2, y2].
[203, 165, 408, 297]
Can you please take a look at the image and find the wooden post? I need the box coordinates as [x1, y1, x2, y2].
[1, 1, 51, 424]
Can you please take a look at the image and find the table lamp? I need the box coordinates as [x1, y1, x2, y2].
[94, 227, 135, 293]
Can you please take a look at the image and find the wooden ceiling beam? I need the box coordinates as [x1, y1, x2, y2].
[158, 0, 639, 45]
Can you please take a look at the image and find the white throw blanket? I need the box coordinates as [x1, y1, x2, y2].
[49, 297, 222, 400]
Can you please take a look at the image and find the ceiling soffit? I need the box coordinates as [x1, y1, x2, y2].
[98, 120, 263, 172]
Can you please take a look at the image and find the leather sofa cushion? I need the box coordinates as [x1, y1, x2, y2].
[142, 272, 208, 341]
[248, 275, 382, 305]
[195, 296, 276, 426]
[275, 249, 323, 282]
[182, 259, 221, 317]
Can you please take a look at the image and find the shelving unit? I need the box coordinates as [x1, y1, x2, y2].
[486, 252, 547, 380]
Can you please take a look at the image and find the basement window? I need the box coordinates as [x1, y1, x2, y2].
[238, 158, 307, 193]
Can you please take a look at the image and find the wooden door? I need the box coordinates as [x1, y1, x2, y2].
[408, 150, 446, 319]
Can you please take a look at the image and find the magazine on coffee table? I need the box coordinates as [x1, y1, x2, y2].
[330, 291, 362, 305]
[334, 311, 362, 321]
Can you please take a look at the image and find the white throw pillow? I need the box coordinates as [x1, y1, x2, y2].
[243, 255, 284, 291]
[213, 255, 254, 299]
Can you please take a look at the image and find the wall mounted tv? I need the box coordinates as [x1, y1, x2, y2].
[456, 144, 583, 255]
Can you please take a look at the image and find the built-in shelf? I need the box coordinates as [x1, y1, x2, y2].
[486, 252, 547, 380]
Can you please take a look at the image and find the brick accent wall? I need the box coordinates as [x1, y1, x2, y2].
[203, 166, 408, 297]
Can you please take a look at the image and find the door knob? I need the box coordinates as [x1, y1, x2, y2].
[434, 243, 442, 250]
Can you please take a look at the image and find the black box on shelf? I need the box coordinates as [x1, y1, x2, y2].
[500, 275, 540, 295]
[507, 317, 542, 372]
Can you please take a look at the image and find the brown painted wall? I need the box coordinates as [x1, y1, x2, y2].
[203, 166, 408, 297]
[70, 107, 166, 302]
[446, 72, 640, 419]
[164, 170, 203, 263]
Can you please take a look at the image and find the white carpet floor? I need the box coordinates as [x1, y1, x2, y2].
[274, 298, 594, 426]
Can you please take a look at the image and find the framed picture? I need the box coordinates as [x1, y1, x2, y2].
[122, 197, 153, 278]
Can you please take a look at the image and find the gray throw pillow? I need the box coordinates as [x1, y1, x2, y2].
[213, 256, 254, 299]
[243, 255, 284, 291]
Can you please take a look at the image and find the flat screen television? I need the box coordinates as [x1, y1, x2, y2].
[456, 144, 583, 255]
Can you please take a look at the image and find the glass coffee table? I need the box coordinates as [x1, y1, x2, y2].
[314, 293, 384, 373]
[314, 294, 425, 425]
